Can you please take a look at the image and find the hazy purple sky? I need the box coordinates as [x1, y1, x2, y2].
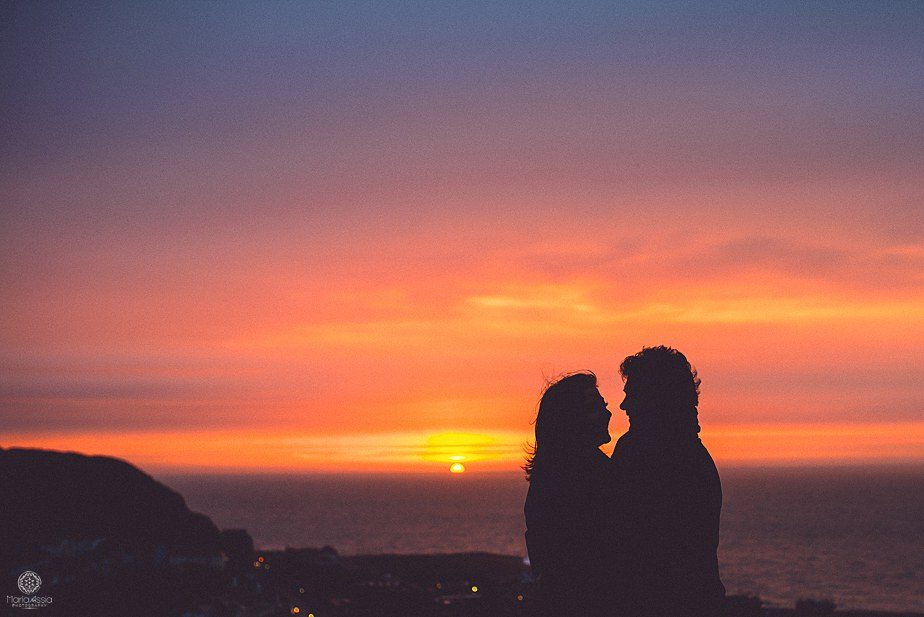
[2, 1, 922, 471]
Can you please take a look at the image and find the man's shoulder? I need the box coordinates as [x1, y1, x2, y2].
[690, 439, 721, 473]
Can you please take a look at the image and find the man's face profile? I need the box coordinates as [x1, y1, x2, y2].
[619, 379, 639, 420]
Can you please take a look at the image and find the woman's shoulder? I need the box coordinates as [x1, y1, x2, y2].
[531, 453, 615, 502]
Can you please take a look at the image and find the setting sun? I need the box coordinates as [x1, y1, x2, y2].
[449, 462, 466, 474]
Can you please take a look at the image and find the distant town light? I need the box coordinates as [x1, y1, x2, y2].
[435, 582, 442, 589]
[299, 587, 305, 594]
[253, 561, 260, 568]
[517, 594, 524, 601]
[471, 585, 478, 593]
[291, 608, 300, 615]
[258, 556, 265, 563]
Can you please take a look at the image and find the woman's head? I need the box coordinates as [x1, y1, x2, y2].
[524, 372, 611, 479]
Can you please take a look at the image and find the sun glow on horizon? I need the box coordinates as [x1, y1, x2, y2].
[421, 432, 518, 466]
[4, 420, 923, 475]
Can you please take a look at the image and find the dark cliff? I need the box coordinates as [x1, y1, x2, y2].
[0, 447, 221, 558]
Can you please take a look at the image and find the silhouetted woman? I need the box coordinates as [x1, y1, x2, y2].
[523, 372, 616, 616]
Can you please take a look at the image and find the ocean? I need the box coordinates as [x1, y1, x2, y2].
[160, 466, 924, 612]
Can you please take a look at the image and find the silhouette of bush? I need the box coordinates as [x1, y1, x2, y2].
[725, 594, 762, 616]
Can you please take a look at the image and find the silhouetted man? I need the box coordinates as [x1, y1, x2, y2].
[611, 346, 725, 616]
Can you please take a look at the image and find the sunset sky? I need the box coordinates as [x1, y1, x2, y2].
[2, 2, 922, 473]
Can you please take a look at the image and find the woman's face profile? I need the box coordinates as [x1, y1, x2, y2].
[578, 387, 612, 447]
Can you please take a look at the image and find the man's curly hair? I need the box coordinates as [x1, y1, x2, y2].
[619, 345, 700, 411]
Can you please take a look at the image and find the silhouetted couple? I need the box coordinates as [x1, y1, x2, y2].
[524, 346, 725, 616]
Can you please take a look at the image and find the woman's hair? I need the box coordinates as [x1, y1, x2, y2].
[523, 371, 597, 481]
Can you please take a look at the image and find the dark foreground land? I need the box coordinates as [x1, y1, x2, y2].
[236, 548, 924, 617]
[7, 543, 922, 617]
[2, 447, 921, 617]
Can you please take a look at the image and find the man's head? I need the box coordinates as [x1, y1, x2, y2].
[619, 346, 700, 425]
